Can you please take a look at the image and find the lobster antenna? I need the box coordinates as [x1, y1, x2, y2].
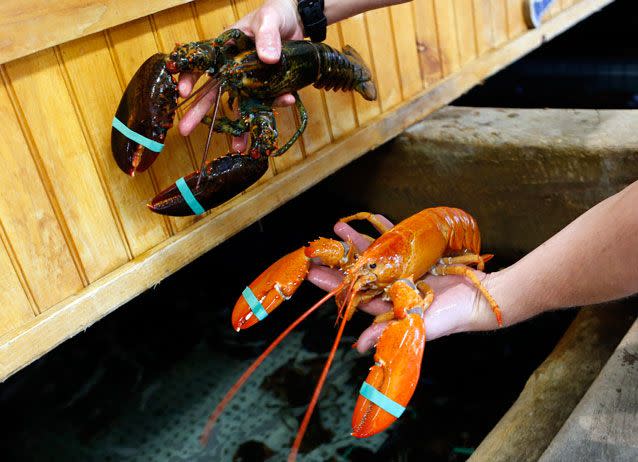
[175, 77, 219, 111]
[199, 285, 343, 447]
[288, 292, 355, 462]
[196, 82, 223, 189]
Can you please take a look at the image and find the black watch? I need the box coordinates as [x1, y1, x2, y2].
[297, 0, 327, 42]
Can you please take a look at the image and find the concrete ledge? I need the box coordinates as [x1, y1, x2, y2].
[330, 107, 638, 257]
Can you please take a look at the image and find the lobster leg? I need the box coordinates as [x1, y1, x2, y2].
[352, 278, 431, 437]
[268, 93, 308, 157]
[201, 114, 247, 137]
[431, 262, 503, 326]
[212, 28, 254, 49]
[439, 253, 494, 271]
[340, 212, 393, 234]
[232, 238, 356, 331]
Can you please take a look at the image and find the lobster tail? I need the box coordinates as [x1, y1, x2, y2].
[312, 43, 377, 101]
[111, 53, 178, 176]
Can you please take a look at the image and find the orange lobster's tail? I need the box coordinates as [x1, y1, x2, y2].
[232, 247, 310, 331]
[200, 288, 340, 447]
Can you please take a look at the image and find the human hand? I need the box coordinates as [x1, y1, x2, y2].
[307, 215, 502, 353]
[177, 0, 303, 151]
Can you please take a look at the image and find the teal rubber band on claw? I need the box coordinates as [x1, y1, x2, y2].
[359, 382, 405, 418]
[242, 287, 268, 321]
[112, 117, 164, 153]
[175, 177, 206, 215]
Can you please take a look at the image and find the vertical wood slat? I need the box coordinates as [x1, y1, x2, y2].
[454, 0, 479, 66]
[390, 2, 422, 99]
[492, 0, 510, 46]
[413, 0, 443, 86]
[548, 0, 565, 18]
[4, 49, 129, 284]
[108, 17, 197, 232]
[434, 0, 461, 76]
[0, 74, 83, 312]
[339, 14, 382, 125]
[473, 0, 494, 56]
[507, 0, 528, 38]
[59, 34, 169, 258]
[321, 24, 358, 138]
[365, 9, 402, 111]
[0, 232, 34, 336]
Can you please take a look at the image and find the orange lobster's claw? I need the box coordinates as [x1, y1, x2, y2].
[232, 248, 310, 331]
[351, 313, 425, 438]
[111, 54, 178, 176]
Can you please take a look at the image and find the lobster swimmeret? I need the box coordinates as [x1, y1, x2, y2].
[201, 207, 503, 461]
[111, 29, 377, 216]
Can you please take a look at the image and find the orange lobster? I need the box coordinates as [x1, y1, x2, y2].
[201, 207, 502, 460]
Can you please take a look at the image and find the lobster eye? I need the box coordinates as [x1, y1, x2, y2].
[369, 263, 377, 269]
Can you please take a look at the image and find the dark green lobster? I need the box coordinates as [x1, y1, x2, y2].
[111, 29, 377, 216]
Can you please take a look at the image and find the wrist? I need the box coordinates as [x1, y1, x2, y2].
[481, 264, 546, 329]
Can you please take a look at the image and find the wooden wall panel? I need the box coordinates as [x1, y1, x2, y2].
[413, 0, 443, 86]
[0, 240, 33, 337]
[474, 0, 495, 55]
[0, 0, 195, 65]
[492, 1, 510, 46]
[455, 0, 479, 65]
[365, 9, 402, 111]
[0, 77, 83, 311]
[390, 3, 423, 99]
[321, 25, 358, 138]
[5, 49, 128, 284]
[339, 14, 381, 126]
[0, 0, 615, 381]
[507, 0, 529, 38]
[434, 0, 461, 76]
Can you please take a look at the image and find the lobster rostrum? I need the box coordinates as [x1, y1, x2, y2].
[201, 207, 503, 461]
[111, 29, 377, 216]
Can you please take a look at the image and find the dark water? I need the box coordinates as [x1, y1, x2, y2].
[0, 184, 576, 462]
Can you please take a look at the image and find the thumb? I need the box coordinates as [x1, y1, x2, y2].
[254, 9, 283, 64]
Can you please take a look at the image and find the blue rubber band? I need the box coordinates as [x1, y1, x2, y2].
[359, 382, 406, 418]
[175, 177, 206, 215]
[112, 117, 164, 153]
[241, 287, 268, 321]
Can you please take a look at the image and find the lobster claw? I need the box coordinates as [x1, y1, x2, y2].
[148, 154, 269, 216]
[352, 313, 426, 438]
[232, 247, 310, 331]
[111, 53, 178, 176]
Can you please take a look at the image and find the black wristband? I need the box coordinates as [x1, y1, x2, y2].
[297, 0, 327, 42]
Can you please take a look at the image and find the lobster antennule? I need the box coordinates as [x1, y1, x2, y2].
[200, 287, 341, 447]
